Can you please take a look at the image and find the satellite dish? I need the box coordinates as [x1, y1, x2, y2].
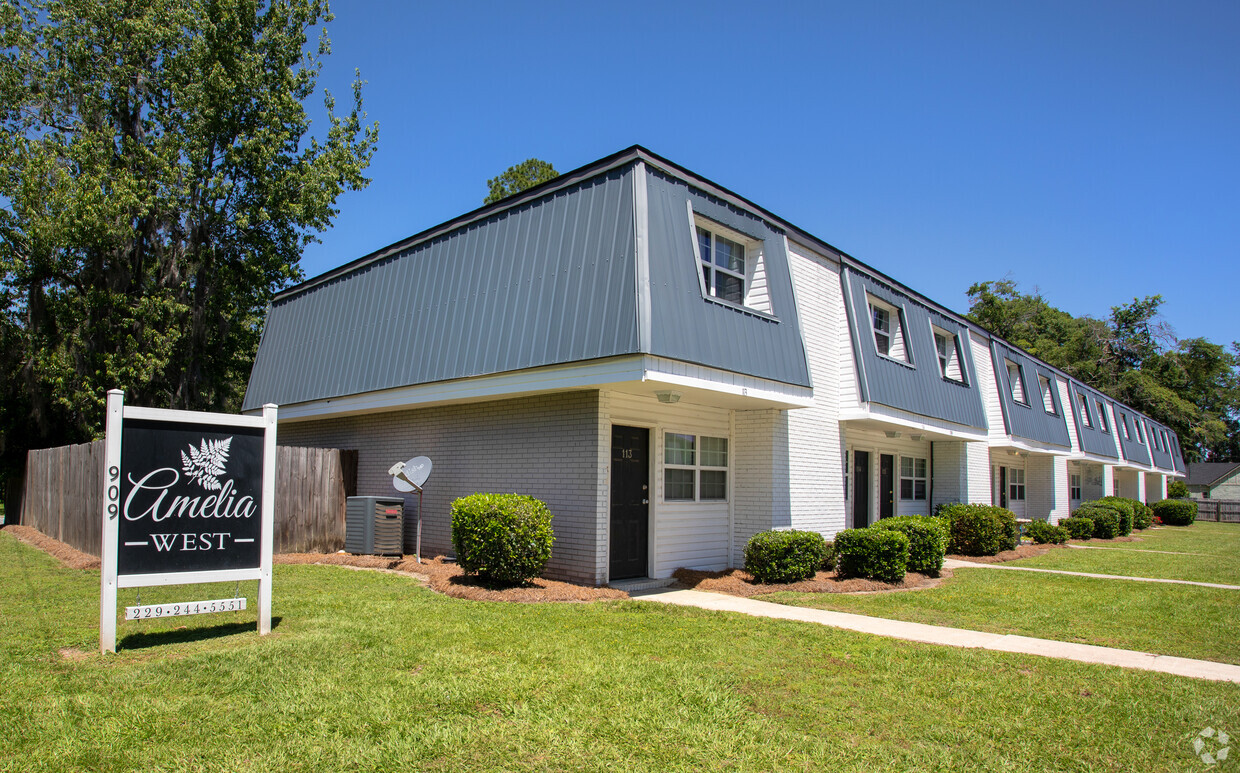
[388, 456, 432, 493]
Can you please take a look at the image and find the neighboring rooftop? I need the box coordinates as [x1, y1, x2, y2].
[1185, 462, 1240, 487]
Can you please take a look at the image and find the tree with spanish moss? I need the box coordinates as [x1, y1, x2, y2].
[0, 0, 378, 494]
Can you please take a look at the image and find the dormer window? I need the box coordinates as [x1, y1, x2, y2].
[690, 214, 772, 315]
[1038, 375, 1056, 415]
[868, 295, 910, 363]
[1078, 393, 1092, 427]
[1135, 420, 1144, 444]
[1121, 415, 1131, 440]
[697, 226, 746, 304]
[1096, 400, 1110, 433]
[932, 325, 964, 382]
[1006, 360, 1027, 405]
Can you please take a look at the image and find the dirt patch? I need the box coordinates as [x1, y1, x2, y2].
[947, 543, 1061, 564]
[276, 553, 629, 603]
[1, 525, 100, 570]
[672, 566, 950, 597]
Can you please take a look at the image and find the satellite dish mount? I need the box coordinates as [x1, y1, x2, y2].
[387, 456, 432, 563]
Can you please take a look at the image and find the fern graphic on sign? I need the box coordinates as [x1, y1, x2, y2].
[181, 437, 233, 491]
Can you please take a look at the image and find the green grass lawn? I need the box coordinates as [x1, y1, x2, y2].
[760, 522, 1240, 665]
[1, 531, 1237, 772]
[1004, 522, 1240, 585]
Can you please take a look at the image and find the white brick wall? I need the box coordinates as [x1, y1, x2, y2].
[785, 244, 846, 537]
[966, 441, 993, 503]
[1025, 454, 1069, 522]
[731, 408, 789, 566]
[277, 391, 606, 585]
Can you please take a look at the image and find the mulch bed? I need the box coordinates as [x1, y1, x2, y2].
[1, 525, 100, 570]
[277, 553, 629, 603]
[672, 566, 950, 597]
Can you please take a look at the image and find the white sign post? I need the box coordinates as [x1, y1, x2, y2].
[100, 389, 277, 653]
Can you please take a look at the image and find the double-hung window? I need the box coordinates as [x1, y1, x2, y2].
[1008, 467, 1026, 501]
[1038, 375, 1056, 414]
[932, 325, 964, 382]
[1070, 473, 1082, 501]
[664, 432, 728, 502]
[1006, 360, 1028, 405]
[868, 296, 910, 363]
[899, 456, 927, 501]
[1077, 393, 1093, 428]
[1134, 421, 1144, 444]
[697, 226, 746, 305]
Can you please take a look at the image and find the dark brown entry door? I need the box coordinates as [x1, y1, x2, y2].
[999, 466, 1008, 508]
[880, 454, 895, 520]
[852, 451, 871, 528]
[610, 426, 649, 580]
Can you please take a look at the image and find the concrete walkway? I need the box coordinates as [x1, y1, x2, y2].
[942, 558, 1240, 590]
[633, 588, 1240, 683]
[1066, 544, 1198, 556]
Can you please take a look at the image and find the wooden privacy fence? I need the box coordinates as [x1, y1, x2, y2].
[12, 442, 357, 557]
[1194, 499, 1240, 523]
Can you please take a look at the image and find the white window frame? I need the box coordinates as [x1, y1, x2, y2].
[1006, 360, 1028, 406]
[1121, 414, 1131, 440]
[1077, 393, 1093, 428]
[1070, 472, 1082, 501]
[688, 210, 771, 316]
[899, 455, 928, 501]
[1007, 466, 1026, 501]
[1096, 400, 1110, 433]
[867, 295, 912, 365]
[662, 431, 728, 503]
[1038, 375, 1056, 415]
[931, 324, 965, 383]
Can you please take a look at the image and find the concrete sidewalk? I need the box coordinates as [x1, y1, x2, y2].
[942, 558, 1240, 590]
[633, 588, 1240, 683]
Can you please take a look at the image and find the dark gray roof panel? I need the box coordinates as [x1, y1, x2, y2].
[1186, 462, 1240, 486]
[990, 342, 1071, 447]
[842, 269, 987, 429]
[643, 169, 811, 387]
[1170, 432, 1186, 472]
[1066, 381, 1120, 459]
[1144, 418, 1175, 472]
[243, 168, 640, 410]
[1111, 406, 1152, 466]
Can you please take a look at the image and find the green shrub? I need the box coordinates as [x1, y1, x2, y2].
[1152, 499, 1197, 526]
[835, 528, 909, 583]
[1133, 502, 1154, 530]
[1073, 505, 1120, 539]
[743, 529, 827, 584]
[1093, 497, 1135, 536]
[1025, 519, 1069, 545]
[822, 540, 838, 573]
[939, 503, 1018, 556]
[872, 516, 948, 576]
[1061, 516, 1095, 540]
[1167, 480, 1190, 499]
[451, 493, 555, 585]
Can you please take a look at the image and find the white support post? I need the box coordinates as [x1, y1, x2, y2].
[258, 403, 277, 635]
[100, 390, 124, 654]
[1101, 464, 1116, 497]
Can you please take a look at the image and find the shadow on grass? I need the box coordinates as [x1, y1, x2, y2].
[119, 617, 283, 650]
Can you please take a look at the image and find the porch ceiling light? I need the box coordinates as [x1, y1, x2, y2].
[655, 390, 681, 404]
[910, 434, 924, 442]
[884, 430, 901, 438]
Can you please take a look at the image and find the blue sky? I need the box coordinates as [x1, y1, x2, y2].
[304, 0, 1238, 346]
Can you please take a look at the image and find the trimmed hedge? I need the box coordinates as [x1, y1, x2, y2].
[872, 516, 948, 576]
[744, 529, 827, 584]
[1152, 498, 1198, 526]
[1093, 497, 1135, 536]
[835, 528, 909, 583]
[1167, 480, 1190, 499]
[823, 540, 838, 573]
[1133, 502, 1154, 530]
[1061, 516, 1095, 541]
[451, 493, 555, 585]
[939, 503, 1018, 556]
[1073, 504, 1120, 539]
[1025, 519, 1069, 545]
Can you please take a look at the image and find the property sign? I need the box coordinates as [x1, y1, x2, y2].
[100, 390, 277, 653]
[118, 420, 265, 575]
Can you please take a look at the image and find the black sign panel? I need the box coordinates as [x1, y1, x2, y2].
[118, 419, 265, 576]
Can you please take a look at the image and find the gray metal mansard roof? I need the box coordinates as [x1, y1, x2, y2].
[243, 144, 1185, 464]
